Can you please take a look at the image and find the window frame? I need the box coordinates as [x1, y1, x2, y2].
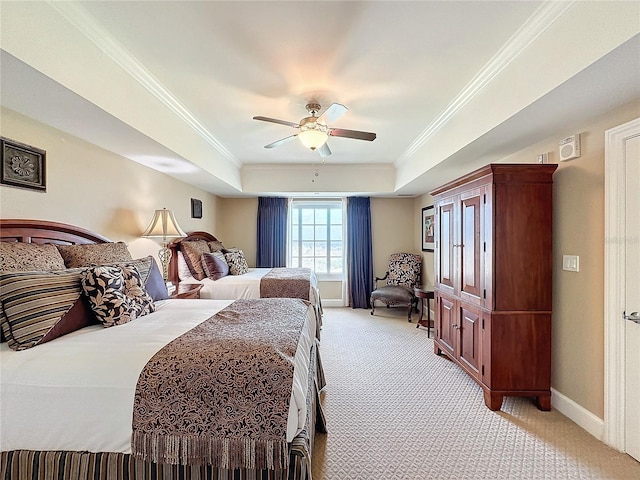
[288, 199, 345, 281]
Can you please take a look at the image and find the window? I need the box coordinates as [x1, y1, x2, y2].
[289, 200, 344, 279]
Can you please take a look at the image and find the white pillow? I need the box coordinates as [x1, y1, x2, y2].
[177, 251, 197, 282]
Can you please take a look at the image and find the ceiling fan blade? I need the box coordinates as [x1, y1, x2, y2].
[264, 135, 297, 149]
[317, 103, 348, 124]
[253, 116, 299, 128]
[318, 142, 332, 157]
[329, 128, 376, 141]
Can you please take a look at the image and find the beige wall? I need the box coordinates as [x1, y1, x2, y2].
[370, 197, 418, 277]
[414, 194, 436, 288]
[0, 107, 219, 266]
[216, 197, 258, 266]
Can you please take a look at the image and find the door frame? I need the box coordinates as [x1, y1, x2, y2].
[604, 117, 640, 451]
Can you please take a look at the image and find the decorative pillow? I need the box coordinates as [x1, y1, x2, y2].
[177, 251, 196, 282]
[0, 269, 97, 350]
[224, 250, 249, 275]
[207, 240, 225, 252]
[387, 252, 422, 287]
[107, 256, 168, 301]
[57, 242, 132, 268]
[0, 242, 66, 271]
[81, 264, 155, 328]
[180, 241, 211, 280]
[201, 251, 229, 280]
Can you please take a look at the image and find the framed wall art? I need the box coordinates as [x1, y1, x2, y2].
[1, 137, 46, 192]
[191, 198, 202, 219]
[421, 205, 434, 252]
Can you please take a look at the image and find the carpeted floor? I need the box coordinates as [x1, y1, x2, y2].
[311, 307, 640, 479]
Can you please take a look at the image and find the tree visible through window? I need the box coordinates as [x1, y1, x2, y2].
[289, 200, 344, 277]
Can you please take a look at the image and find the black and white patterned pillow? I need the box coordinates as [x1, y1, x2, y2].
[81, 264, 155, 327]
[224, 250, 249, 275]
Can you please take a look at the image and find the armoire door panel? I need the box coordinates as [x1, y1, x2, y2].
[460, 192, 481, 303]
[436, 294, 456, 356]
[459, 303, 481, 378]
[438, 201, 456, 293]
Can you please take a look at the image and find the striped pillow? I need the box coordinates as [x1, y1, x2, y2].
[0, 269, 92, 351]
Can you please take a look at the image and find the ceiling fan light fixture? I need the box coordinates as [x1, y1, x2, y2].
[254, 102, 375, 155]
[298, 129, 328, 150]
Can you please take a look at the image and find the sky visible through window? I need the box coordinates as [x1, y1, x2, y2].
[289, 201, 343, 275]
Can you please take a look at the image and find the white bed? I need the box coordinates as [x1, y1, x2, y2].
[0, 219, 325, 479]
[0, 298, 316, 454]
[168, 233, 322, 313]
[178, 264, 320, 304]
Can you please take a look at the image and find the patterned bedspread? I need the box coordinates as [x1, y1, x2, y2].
[131, 298, 310, 469]
[260, 268, 312, 301]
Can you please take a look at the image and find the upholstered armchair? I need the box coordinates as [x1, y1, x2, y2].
[370, 253, 422, 322]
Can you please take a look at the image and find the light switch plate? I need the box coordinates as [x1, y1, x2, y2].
[562, 255, 579, 272]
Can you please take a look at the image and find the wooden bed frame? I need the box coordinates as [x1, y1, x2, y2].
[0, 219, 111, 245]
[0, 219, 324, 480]
[167, 231, 221, 284]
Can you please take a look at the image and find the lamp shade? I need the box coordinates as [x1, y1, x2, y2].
[142, 208, 186, 239]
[298, 129, 328, 150]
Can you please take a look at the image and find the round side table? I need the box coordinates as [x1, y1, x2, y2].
[414, 286, 435, 337]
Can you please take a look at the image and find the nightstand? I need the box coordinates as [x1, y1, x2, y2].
[170, 283, 203, 299]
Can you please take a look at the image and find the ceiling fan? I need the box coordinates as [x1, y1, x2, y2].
[253, 103, 376, 157]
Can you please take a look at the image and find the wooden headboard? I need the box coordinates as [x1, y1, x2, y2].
[0, 219, 112, 245]
[167, 231, 221, 284]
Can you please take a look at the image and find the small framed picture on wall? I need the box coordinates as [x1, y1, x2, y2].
[1, 137, 46, 192]
[191, 198, 202, 219]
[421, 206, 434, 252]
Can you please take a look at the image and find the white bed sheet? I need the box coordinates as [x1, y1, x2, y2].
[181, 267, 320, 307]
[0, 298, 316, 454]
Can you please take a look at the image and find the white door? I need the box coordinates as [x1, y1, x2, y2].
[624, 132, 640, 462]
[604, 117, 640, 460]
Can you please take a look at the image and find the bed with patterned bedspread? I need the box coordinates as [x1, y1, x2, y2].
[0, 219, 326, 480]
[168, 232, 323, 328]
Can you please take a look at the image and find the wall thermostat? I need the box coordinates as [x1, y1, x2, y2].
[559, 134, 581, 161]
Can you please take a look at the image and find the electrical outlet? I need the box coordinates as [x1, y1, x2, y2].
[537, 153, 548, 164]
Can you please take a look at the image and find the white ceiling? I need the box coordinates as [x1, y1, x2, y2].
[1, 1, 639, 197]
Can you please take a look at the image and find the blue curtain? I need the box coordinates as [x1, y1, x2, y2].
[256, 197, 288, 267]
[347, 197, 373, 308]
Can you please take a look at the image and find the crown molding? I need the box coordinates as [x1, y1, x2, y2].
[47, 1, 239, 166]
[397, 0, 575, 165]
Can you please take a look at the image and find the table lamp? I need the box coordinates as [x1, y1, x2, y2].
[142, 208, 186, 280]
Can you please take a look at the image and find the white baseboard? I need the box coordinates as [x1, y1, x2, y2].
[551, 388, 604, 440]
[322, 299, 346, 307]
